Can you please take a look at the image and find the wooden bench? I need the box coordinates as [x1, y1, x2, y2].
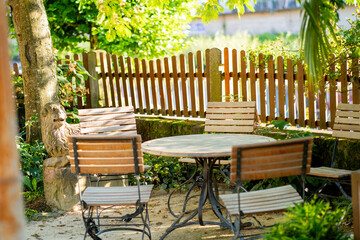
[68, 134, 153, 240]
[219, 137, 313, 239]
[308, 103, 360, 200]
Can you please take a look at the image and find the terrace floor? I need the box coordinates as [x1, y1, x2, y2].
[25, 189, 285, 240]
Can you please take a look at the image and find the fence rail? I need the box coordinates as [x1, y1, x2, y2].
[12, 48, 360, 130]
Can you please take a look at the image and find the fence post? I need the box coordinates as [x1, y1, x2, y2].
[209, 48, 222, 102]
[87, 51, 101, 108]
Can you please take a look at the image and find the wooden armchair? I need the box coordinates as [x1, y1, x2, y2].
[219, 137, 313, 239]
[68, 134, 153, 240]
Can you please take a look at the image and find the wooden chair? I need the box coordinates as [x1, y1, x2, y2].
[352, 170, 360, 240]
[78, 106, 137, 135]
[68, 134, 153, 240]
[219, 137, 313, 239]
[179, 101, 257, 165]
[308, 103, 360, 200]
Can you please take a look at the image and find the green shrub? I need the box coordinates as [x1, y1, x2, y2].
[264, 199, 349, 240]
[130, 154, 197, 190]
[16, 135, 48, 197]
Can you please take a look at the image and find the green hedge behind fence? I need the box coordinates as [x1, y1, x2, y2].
[136, 116, 360, 170]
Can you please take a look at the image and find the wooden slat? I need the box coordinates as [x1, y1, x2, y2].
[319, 76, 326, 129]
[287, 59, 295, 125]
[268, 56, 275, 120]
[240, 50, 247, 101]
[206, 119, 254, 126]
[112, 55, 122, 107]
[277, 56, 285, 120]
[337, 103, 360, 111]
[180, 54, 189, 117]
[206, 113, 255, 119]
[207, 108, 255, 114]
[156, 59, 166, 115]
[134, 58, 144, 113]
[333, 124, 360, 132]
[352, 57, 360, 104]
[106, 53, 116, 106]
[100, 52, 109, 107]
[141, 59, 151, 114]
[208, 101, 256, 108]
[329, 54, 337, 128]
[119, 55, 129, 106]
[79, 118, 135, 128]
[149, 60, 158, 114]
[189, 52, 197, 117]
[224, 47, 230, 101]
[197, 51, 205, 117]
[250, 54, 256, 102]
[127, 57, 137, 109]
[78, 106, 134, 116]
[309, 167, 351, 178]
[308, 78, 315, 128]
[205, 126, 254, 133]
[259, 53, 266, 122]
[220, 185, 302, 215]
[340, 58, 348, 103]
[164, 57, 173, 116]
[332, 131, 360, 140]
[232, 49, 239, 101]
[297, 62, 305, 127]
[82, 185, 153, 206]
[206, 49, 211, 102]
[69, 141, 141, 150]
[172, 56, 181, 116]
[80, 125, 137, 134]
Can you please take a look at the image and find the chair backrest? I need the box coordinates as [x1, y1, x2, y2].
[205, 101, 256, 133]
[78, 106, 137, 135]
[230, 137, 313, 182]
[68, 134, 144, 175]
[332, 103, 360, 140]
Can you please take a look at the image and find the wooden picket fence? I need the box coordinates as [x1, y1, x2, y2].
[12, 48, 360, 130]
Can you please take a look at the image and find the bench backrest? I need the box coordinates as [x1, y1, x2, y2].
[332, 103, 360, 140]
[230, 137, 313, 182]
[68, 135, 144, 175]
[205, 101, 256, 133]
[78, 106, 137, 135]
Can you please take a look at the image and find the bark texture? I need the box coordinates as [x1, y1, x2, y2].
[9, 0, 59, 143]
[0, 1, 24, 239]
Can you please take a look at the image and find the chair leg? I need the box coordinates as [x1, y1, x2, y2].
[81, 204, 101, 240]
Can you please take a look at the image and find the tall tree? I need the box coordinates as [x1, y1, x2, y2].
[44, 0, 196, 59]
[9, 0, 59, 143]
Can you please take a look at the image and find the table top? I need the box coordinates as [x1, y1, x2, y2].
[142, 134, 275, 158]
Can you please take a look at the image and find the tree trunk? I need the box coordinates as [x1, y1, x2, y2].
[0, 1, 24, 239]
[9, 0, 59, 144]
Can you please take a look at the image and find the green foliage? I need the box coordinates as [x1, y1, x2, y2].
[197, 0, 255, 23]
[131, 154, 196, 190]
[255, 120, 313, 140]
[16, 135, 48, 195]
[56, 56, 90, 110]
[183, 32, 302, 70]
[264, 198, 349, 240]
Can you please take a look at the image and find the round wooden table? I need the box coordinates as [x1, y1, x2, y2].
[142, 134, 275, 239]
